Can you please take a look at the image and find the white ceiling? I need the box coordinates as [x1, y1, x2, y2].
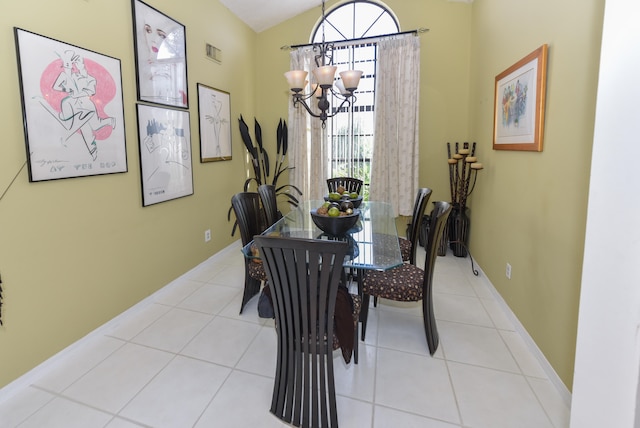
[219, 0, 321, 33]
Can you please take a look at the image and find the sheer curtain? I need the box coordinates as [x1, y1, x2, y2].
[288, 47, 329, 200]
[370, 36, 421, 217]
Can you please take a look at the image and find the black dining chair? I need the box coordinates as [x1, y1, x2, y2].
[369, 188, 431, 309]
[326, 177, 363, 195]
[360, 201, 452, 355]
[258, 184, 281, 227]
[231, 192, 268, 314]
[399, 188, 433, 265]
[253, 235, 360, 428]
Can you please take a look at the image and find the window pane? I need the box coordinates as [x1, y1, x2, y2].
[309, 1, 399, 197]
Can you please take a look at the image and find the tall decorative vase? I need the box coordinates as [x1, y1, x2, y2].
[437, 221, 448, 256]
[448, 204, 470, 257]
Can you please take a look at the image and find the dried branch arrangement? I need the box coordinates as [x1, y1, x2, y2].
[447, 142, 484, 211]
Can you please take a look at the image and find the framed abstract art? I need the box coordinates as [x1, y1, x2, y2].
[493, 44, 548, 152]
[14, 27, 127, 182]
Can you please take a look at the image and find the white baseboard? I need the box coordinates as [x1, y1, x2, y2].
[472, 262, 573, 407]
[0, 241, 242, 404]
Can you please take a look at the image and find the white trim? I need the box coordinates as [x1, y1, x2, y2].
[473, 262, 573, 407]
[0, 241, 242, 404]
[0, 240, 571, 410]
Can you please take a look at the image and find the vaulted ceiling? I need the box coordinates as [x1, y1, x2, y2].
[218, 0, 321, 33]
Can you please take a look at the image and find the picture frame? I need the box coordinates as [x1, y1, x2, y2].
[136, 104, 193, 206]
[197, 83, 232, 162]
[132, 0, 188, 109]
[14, 28, 128, 182]
[493, 44, 548, 152]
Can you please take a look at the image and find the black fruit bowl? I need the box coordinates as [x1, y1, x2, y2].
[310, 209, 361, 236]
[323, 195, 363, 208]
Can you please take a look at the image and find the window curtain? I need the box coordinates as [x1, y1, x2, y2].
[370, 36, 421, 217]
[288, 47, 329, 200]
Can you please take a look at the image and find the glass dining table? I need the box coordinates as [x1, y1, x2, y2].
[242, 200, 403, 272]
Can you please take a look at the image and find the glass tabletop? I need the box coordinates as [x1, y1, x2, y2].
[242, 200, 403, 271]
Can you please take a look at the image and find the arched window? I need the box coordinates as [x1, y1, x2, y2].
[312, 1, 399, 198]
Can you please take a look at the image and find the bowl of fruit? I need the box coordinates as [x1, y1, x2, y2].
[324, 186, 363, 208]
[311, 201, 361, 236]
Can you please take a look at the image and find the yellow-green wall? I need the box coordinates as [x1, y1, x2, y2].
[467, 0, 605, 389]
[256, 0, 605, 389]
[0, 0, 605, 391]
[0, 0, 257, 387]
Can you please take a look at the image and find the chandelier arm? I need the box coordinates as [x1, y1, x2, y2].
[324, 97, 354, 119]
[293, 87, 322, 104]
[292, 97, 321, 118]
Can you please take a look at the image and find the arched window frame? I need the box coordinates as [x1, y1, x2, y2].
[309, 1, 400, 199]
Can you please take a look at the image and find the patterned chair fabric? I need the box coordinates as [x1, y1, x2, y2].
[247, 260, 267, 282]
[363, 263, 423, 301]
[361, 201, 452, 355]
[399, 237, 412, 262]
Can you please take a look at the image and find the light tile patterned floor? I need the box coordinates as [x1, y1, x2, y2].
[0, 241, 571, 427]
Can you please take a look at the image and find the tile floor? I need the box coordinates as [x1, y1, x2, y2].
[0, 241, 571, 427]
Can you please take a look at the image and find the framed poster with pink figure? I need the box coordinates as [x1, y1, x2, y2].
[14, 27, 127, 182]
[132, 0, 188, 109]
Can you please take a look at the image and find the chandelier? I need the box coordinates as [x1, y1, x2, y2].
[284, 0, 363, 128]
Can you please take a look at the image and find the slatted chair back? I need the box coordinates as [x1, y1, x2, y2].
[231, 192, 267, 313]
[422, 201, 452, 352]
[406, 188, 433, 265]
[253, 235, 349, 428]
[326, 177, 363, 195]
[231, 192, 266, 246]
[258, 184, 281, 227]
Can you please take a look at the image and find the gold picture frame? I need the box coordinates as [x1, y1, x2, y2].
[493, 44, 548, 152]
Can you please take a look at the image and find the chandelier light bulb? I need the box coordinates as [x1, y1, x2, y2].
[284, 70, 308, 91]
[339, 70, 363, 91]
[313, 65, 338, 87]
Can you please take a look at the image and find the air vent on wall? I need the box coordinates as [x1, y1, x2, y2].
[206, 43, 222, 64]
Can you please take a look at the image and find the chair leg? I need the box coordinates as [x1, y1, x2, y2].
[353, 320, 359, 364]
[422, 289, 439, 355]
[360, 294, 370, 340]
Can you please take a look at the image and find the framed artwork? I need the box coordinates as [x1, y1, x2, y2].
[493, 44, 548, 152]
[132, 0, 188, 109]
[197, 84, 232, 162]
[136, 104, 193, 206]
[14, 28, 127, 182]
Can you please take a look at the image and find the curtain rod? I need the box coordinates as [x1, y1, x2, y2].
[281, 27, 428, 50]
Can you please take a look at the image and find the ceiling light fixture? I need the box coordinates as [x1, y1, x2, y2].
[284, 0, 363, 128]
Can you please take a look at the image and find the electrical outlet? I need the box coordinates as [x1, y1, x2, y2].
[204, 229, 211, 242]
[506, 263, 512, 279]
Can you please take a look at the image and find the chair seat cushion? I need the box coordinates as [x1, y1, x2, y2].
[363, 263, 424, 302]
[398, 236, 411, 261]
[248, 260, 267, 281]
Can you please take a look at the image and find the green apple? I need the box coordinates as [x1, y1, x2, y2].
[328, 207, 341, 217]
